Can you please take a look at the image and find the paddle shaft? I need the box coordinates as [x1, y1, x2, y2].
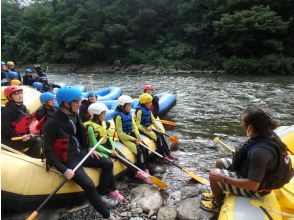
[27, 137, 105, 220]
[116, 154, 144, 173]
[152, 128, 169, 138]
[139, 143, 180, 169]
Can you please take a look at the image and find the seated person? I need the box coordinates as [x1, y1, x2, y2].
[201, 108, 293, 213]
[1, 86, 41, 158]
[79, 92, 97, 122]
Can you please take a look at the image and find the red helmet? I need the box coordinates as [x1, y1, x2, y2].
[143, 85, 153, 91]
[4, 85, 23, 98]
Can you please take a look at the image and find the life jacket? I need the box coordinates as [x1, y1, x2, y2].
[11, 113, 31, 135]
[53, 130, 69, 162]
[84, 120, 107, 145]
[136, 104, 152, 127]
[232, 137, 293, 190]
[113, 110, 133, 134]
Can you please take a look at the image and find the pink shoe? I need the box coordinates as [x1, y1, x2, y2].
[135, 171, 152, 184]
[109, 190, 125, 203]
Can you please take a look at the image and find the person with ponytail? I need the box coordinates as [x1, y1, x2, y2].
[200, 108, 293, 213]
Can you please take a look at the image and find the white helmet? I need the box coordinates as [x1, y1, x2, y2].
[88, 102, 108, 116]
[118, 95, 133, 106]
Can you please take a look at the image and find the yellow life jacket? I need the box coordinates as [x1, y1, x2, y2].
[84, 120, 107, 145]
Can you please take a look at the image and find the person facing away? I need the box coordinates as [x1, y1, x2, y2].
[79, 91, 97, 122]
[1, 85, 41, 158]
[200, 108, 293, 213]
[113, 95, 152, 183]
[143, 85, 159, 118]
[22, 69, 35, 86]
[135, 93, 176, 160]
[42, 86, 117, 220]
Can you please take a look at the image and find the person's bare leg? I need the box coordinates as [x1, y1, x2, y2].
[209, 169, 224, 205]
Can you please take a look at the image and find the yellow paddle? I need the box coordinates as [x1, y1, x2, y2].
[11, 137, 24, 141]
[26, 136, 106, 220]
[139, 142, 209, 185]
[155, 119, 177, 126]
[213, 137, 235, 153]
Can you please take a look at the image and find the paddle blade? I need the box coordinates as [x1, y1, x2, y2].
[11, 137, 23, 141]
[182, 168, 210, 185]
[156, 119, 177, 126]
[149, 175, 168, 189]
[169, 135, 179, 144]
[26, 211, 38, 220]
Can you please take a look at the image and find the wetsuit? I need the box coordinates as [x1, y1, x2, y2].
[1, 101, 41, 158]
[79, 100, 92, 122]
[43, 109, 113, 218]
[23, 74, 35, 86]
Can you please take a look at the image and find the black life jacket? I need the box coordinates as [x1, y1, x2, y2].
[231, 135, 293, 190]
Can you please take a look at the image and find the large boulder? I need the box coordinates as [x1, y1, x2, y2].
[176, 197, 213, 220]
[157, 207, 177, 220]
[130, 184, 164, 212]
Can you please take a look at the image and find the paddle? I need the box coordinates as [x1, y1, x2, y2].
[155, 119, 177, 126]
[152, 129, 179, 144]
[115, 153, 168, 189]
[138, 142, 209, 185]
[26, 136, 106, 220]
[213, 137, 235, 153]
[11, 135, 39, 141]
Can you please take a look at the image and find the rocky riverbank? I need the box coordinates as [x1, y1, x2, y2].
[17, 64, 224, 76]
[3, 157, 216, 220]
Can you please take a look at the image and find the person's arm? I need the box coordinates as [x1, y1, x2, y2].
[115, 115, 136, 142]
[87, 125, 112, 154]
[132, 118, 141, 140]
[135, 110, 144, 130]
[1, 108, 19, 138]
[150, 113, 160, 130]
[43, 119, 68, 173]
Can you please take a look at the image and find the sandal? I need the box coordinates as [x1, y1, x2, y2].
[200, 200, 220, 213]
[201, 192, 214, 201]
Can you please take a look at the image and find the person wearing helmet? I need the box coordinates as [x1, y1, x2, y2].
[1, 61, 10, 86]
[79, 91, 97, 122]
[34, 64, 47, 81]
[42, 86, 117, 220]
[22, 69, 35, 86]
[135, 93, 176, 160]
[8, 71, 19, 80]
[84, 102, 125, 203]
[113, 95, 151, 183]
[34, 92, 57, 132]
[1, 86, 41, 158]
[7, 61, 21, 81]
[143, 85, 159, 118]
[10, 79, 22, 85]
[32, 82, 44, 92]
[38, 76, 51, 92]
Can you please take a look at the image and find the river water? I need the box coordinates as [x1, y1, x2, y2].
[49, 72, 293, 216]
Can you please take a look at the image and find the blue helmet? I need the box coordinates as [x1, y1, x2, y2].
[87, 91, 97, 98]
[8, 71, 18, 79]
[1, 61, 6, 66]
[56, 86, 83, 105]
[32, 82, 43, 89]
[40, 92, 55, 104]
[25, 68, 32, 73]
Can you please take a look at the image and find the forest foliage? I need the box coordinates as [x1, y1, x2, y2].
[2, 0, 294, 74]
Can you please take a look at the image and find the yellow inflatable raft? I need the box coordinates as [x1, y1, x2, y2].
[1, 86, 166, 211]
[219, 125, 294, 220]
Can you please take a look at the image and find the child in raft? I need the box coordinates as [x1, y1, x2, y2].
[85, 102, 152, 184]
[113, 95, 152, 183]
[135, 93, 176, 160]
